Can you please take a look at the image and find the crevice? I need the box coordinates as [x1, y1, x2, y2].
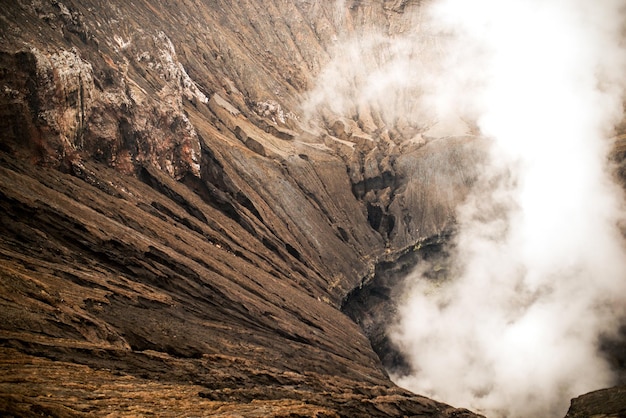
[341, 233, 452, 377]
[138, 166, 208, 224]
[180, 171, 241, 223]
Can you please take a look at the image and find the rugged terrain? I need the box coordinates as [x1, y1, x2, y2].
[0, 0, 624, 416]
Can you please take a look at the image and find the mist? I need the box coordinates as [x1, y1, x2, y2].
[305, 0, 626, 416]
[390, 0, 626, 417]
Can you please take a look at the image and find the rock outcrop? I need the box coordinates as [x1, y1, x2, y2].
[564, 386, 626, 418]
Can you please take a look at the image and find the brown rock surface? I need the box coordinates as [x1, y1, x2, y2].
[564, 386, 626, 418]
[0, 0, 488, 416]
[0, 150, 484, 416]
[1, 0, 623, 416]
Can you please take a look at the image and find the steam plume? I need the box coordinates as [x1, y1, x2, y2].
[304, 0, 626, 416]
[390, 0, 626, 417]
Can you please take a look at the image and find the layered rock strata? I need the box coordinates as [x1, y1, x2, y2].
[0, 0, 485, 416]
[1, 0, 624, 416]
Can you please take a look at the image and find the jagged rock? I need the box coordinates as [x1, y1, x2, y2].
[564, 386, 626, 418]
[0, 40, 202, 178]
[235, 126, 267, 157]
[331, 118, 353, 141]
[363, 147, 383, 181]
[209, 93, 241, 125]
[387, 136, 488, 247]
[0, 47, 95, 165]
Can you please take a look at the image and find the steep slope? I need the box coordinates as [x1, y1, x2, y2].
[3, 0, 626, 416]
[0, 0, 486, 416]
[0, 149, 481, 417]
[4, 0, 626, 416]
[0, 0, 479, 290]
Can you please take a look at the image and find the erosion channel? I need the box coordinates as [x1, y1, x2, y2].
[1, 0, 626, 417]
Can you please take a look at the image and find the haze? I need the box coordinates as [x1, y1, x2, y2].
[306, 0, 626, 416]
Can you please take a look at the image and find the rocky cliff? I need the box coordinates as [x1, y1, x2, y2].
[0, 0, 624, 417]
[0, 0, 488, 416]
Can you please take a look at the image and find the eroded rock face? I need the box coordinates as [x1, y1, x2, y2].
[1, 0, 623, 416]
[0, 0, 488, 416]
[1, 0, 490, 302]
[564, 386, 626, 418]
[0, 154, 481, 417]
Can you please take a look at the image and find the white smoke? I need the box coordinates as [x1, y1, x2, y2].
[302, 32, 433, 132]
[389, 0, 626, 417]
[304, 0, 626, 416]
[301, 7, 463, 137]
